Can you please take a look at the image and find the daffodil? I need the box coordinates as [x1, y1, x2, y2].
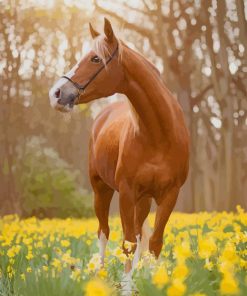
[220, 273, 239, 295]
[167, 279, 186, 296]
[198, 236, 217, 259]
[61, 239, 70, 247]
[152, 264, 169, 289]
[172, 264, 189, 280]
[85, 278, 113, 296]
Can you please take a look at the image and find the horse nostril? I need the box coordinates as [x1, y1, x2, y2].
[55, 89, 60, 98]
[57, 98, 62, 104]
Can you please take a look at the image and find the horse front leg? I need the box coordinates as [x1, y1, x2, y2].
[133, 196, 152, 268]
[119, 191, 136, 273]
[118, 185, 137, 294]
[92, 176, 114, 266]
[149, 187, 179, 258]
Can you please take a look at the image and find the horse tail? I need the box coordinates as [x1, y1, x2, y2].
[140, 218, 152, 254]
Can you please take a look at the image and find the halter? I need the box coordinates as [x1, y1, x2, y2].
[61, 46, 118, 99]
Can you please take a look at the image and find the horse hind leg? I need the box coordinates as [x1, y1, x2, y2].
[149, 187, 179, 258]
[91, 175, 114, 265]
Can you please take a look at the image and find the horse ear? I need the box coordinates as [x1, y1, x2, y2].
[104, 17, 114, 43]
[89, 23, 100, 39]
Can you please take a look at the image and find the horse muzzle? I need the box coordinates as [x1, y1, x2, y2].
[52, 88, 78, 112]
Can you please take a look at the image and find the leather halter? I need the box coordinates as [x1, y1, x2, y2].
[61, 46, 118, 99]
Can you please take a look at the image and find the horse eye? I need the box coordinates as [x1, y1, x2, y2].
[91, 56, 101, 63]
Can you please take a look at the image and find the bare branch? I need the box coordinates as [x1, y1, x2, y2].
[143, 0, 153, 12]
[201, 112, 217, 146]
[232, 77, 247, 97]
[192, 84, 213, 106]
[122, 2, 154, 16]
[94, 1, 152, 39]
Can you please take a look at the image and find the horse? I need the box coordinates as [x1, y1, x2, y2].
[49, 18, 189, 276]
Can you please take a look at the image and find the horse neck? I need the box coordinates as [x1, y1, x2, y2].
[121, 46, 177, 146]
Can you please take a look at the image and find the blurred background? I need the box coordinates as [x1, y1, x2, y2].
[0, 0, 246, 218]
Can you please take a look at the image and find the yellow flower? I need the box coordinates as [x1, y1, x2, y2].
[198, 237, 217, 259]
[152, 265, 169, 289]
[173, 241, 192, 263]
[35, 241, 44, 248]
[236, 205, 244, 215]
[7, 245, 21, 258]
[86, 239, 91, 245]
[7, 248, 15, 258]
[98, 268, 107, 279]
[51, 258, 62, 271]
[112, 247, 127, 264]
[87, 261, 96, 272]
[20, 273, 26, 281]
[23, 238, 32, 246]
[137, 258, 144, 270]
[167, 279, 186, 296]
[219, 260, 234, 274]
[204, 259, 213, 271]
[54, 247, 62, 255]
[85, 278, 113, 296]
[220, 273, 239, 295]
[26, 252, 34, 260]
[61, 240, 70, 247]
[240, 259, 247, 269]
[113, 247, 123, 257]
[189, 228, 199, 236]
[26, 267, 32, 273]
[7, 265, 15, 278]
[42, 265, 48, 272]
[42, 254, 48, 261]
[70, 269, 81, 281]
[50, 235, 55, 242]
[110, 231, 118, 241]
[220, 243, 238, 264]
[173, 264, 189, 280]
[87, 254, 102, 272]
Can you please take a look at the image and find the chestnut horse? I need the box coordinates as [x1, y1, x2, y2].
[50, 18, 189, 273]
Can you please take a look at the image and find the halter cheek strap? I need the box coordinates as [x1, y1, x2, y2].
[61, 45, 118, 98]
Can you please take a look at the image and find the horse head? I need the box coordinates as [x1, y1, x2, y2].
[49, 18, 124, 112]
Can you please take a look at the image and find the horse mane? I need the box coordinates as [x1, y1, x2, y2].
[120, 41, 161, 77]
[92, 35, 123, 65]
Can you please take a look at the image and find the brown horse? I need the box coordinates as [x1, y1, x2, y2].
[49, 18, 189, 273]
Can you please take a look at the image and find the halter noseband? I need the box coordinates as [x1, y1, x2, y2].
[61, 46, 118, 99]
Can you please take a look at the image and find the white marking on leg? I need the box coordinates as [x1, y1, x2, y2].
[98, 231, 107, 266]
[140, 218, 151, 253]
[121, 271, 132, 296]
[131, 234, 141, 271]
[120, 234, 141, 295]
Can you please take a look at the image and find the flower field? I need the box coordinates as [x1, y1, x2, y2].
[0, 206, 246, 296]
